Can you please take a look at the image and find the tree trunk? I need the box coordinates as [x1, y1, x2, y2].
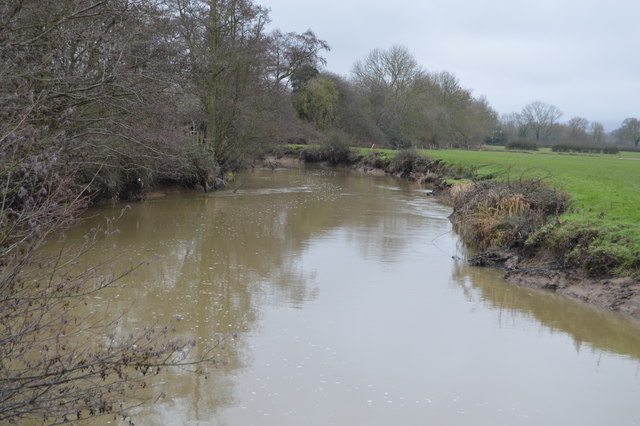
[207, 0, 220, 158]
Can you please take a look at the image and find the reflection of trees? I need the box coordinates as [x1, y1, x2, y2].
[451, 263, 640, 360]
[51, 167, 437, 420]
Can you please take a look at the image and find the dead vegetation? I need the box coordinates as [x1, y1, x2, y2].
[449, 179, 569, 250]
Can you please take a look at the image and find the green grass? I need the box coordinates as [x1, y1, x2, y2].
[619, 151, 640, 160]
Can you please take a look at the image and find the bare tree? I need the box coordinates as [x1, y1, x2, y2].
[351, 45, 426, 142]
[613, 118, 640, 147]
[520, 101, 563, 141]
[590, 122, 605, 145]
[268, 30, 329, 89]
[348, 46, 497, 148]
[499, 113, 524, 141]
[352, 44, 425, 94]
[1, 0, 203, 200]
[567, 116, 589, 141]
[170, 0, 327, 170]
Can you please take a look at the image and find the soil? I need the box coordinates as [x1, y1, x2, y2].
[146, 191, 168, 199]
[471, 249, 640, 320]
[263, 155, 304, 168]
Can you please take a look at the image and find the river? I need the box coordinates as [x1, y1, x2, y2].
[56, 166, 640, 425]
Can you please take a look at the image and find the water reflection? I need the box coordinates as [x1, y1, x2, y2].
[451, 264, 640, 360]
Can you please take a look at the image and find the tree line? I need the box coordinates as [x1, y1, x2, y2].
[291, 46, 639, 152]
[497, 101, 639, 149]
[293, 45, 498, 149]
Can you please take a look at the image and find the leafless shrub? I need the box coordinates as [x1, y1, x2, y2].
[0, 2, 219, 418]
[0, 143, 219, 423]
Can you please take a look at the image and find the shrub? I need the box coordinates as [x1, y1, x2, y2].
[299, 131, 355, 165]
[619, 146, 640, 153]
[450, 179, 569, 250]
[382, 128, 412, 149]
[506, 141, 538, 151]
[388, 150, 432, 177]
[361, 151, 390, 169]
[552, 143, 602, 154]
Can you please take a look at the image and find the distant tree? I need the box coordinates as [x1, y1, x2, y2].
[567, 117, 589, 141]
[590, 122, 605, 145]
[499, 113, 524, 142]
[350, 45, 428, 146]
[351, 44, 425, 129]
[430, 72, 497, 147]
[462, 96, 499, 146]
[520, 101, 563, 141]
[352, 44, 424, 92]
[325, 73, 387, 144]
[613, 118, 640, 147]
[348, 46, 497, 148]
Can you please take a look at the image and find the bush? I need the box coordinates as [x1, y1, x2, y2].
[506, 141, 538, 151]
[388, 150, 433, 177]
[618, 146, 640, 153]
[603, 146, 620, 155]
[382, 128, 412, 149]
[323, 131, 355, 164]
[299, 131, 355, 165]
[361, 151, 390, 169]
[552, 143, 602, 154]
[450, 179, 569, 250]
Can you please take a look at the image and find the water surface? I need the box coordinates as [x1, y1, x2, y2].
[60, 167, 640, 425]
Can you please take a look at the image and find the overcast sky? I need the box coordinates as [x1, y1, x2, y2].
[262, 0, 639, 130]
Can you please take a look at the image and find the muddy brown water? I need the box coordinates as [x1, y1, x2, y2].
[53, 166, 640, 425]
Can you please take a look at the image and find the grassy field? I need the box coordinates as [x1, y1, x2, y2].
[419, 149, 640, 221]
[352, 146, 640, 275]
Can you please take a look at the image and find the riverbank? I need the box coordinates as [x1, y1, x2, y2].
[468, 248, 640, 318]
[268, 145, 640, 319]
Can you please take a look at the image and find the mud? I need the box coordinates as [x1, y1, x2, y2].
[472, 250, 640, 320]
[262, 155, 304, 168]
